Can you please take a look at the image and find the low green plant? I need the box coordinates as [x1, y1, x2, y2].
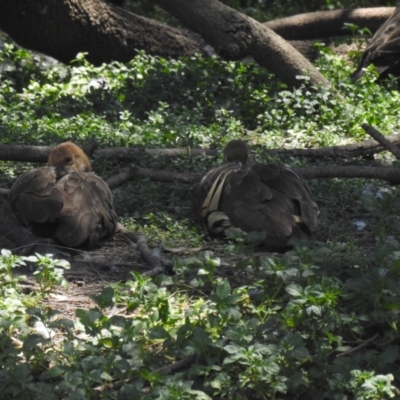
[24, 253, 70, 295]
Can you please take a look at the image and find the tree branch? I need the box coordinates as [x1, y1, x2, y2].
[265, 7, 394, 41]
[110, 164, 400, 186]
[336, 334, 379, 358]
[154, 0, 329, 88]
[124, 232, 174, 276]
[296, 165, 400, 183]
[361, 124, 400, 160]
[154, 355, 197, 375]
[263, 133, 400, 158]
[2, 132, 400, 173]
[0, 144, 218, 163]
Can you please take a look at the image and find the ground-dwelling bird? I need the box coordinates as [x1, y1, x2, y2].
[9, 141, 119, 249]
[352, 5, 400, 82]
[193, 140, 319, 250]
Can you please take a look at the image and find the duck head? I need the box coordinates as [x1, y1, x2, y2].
[48, 142, 92, 177]
[223, 139, 254, 166]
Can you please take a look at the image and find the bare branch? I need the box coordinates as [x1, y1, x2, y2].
[361, 124, 400, 160]
[265, 7, 394, 41]
[336, 334, 379, 358]
[0, 145, 51, 163]
[296, 165, 400, 183]
[124, 231, 174, 276]
[129, 165, 202, 185]
[95, 147, 218, 161]
[105, 168, 134, 190]
[0, 144, 218, 164]
[121, 164, 400, 185]
[154, 355, 197, 375]
[3, 133, 400, 165]
[264, 134, 400, 158]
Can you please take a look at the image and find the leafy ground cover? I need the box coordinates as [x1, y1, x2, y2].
[1, 18, 400, 399]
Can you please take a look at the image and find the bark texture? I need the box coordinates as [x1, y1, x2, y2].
[2, 133, 400, 165]
[265, 7, 395, 40]
[155, 0, 329, 88]
[0, 0, 204, 65]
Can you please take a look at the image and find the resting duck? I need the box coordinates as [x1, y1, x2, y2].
[193, 140, 319, 249]
[352, 5, 400, 81]
[9, 141, 119, 249]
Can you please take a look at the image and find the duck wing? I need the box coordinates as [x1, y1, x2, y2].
[251, 163, 319, 232]
[352, 6, 400, 80]
[9, 167, 63, 236]
[55, 172, 118, 249]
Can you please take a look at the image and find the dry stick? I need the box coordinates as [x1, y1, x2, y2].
[264, 133, 400, 158]
[4, 164, 400, 198]
[128, 165, 201, 184]
[95, 353, 197, 392]
[124, 232, 172, 276]
[154, 336, 231, 375]
[109, 164, 400, 187]
[264, 7, 395, 41]
[361, 124, 400, 160]
[336, 334, 379, 358]
[0, 144, 217, 163]
[2, 134, 400, 163]
[106, 168, 133, 190]
[295, 165, 400, 182]
[96, 147, 218, 161]
[154, 355, 197, 375]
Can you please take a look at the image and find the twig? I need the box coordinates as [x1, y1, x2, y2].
[336, 334, 379, 358]
[94, 353, 197, 392]
[361, 124, 400, 160]
[124, 232, 174, 276]
[154, 354, 197, 375]
[96, 146, 218, 161]
[128, 164, 201, 184]
[2, 133, 400, 164]
[115, 164, 400, 185]
[106, 168, 134, 190]
[264, 133, 400, 158]
[0, 144, 217, 163]
[264, 7, 394, 41]
[296, 165, 400, 183]
[4, 164, 400, 198]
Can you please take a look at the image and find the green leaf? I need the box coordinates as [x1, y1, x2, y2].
[286, 284, 304, 297]
[90, 286, 115, 309]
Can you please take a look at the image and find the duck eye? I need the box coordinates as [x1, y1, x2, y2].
[65, 156, 73, 164]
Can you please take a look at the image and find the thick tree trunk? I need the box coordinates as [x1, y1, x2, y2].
[0, 0, 204, 65]
[0, 0, 394, 86]
[154, 0, 329, 88]
[0, 1, 394, 67]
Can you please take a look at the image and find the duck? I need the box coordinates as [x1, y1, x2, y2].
[352, 5, 400, 81]
[9, 141, 119, 249]
[193, 140, 319, 250]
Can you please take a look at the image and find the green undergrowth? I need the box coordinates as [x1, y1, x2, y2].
[1, 29, 400, 399]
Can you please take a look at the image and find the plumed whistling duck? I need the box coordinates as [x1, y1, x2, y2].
[9, 141, 119, 249]
[352, 5, 400, 81]
[193, 140, 319, 250]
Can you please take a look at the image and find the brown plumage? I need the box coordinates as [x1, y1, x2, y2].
[9, 142, 119, 249]
[352, 5, 400, 81]
[193, 140, 319, 249]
